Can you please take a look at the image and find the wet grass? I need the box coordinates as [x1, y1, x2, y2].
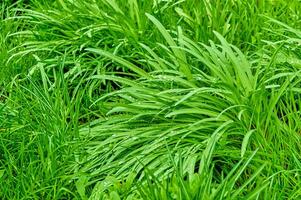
[1, 0, 301, 199]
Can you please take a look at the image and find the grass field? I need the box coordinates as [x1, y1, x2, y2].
[1, 0, 301, 199]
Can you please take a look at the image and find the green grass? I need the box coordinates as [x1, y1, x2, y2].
[1, 0, 301, 199]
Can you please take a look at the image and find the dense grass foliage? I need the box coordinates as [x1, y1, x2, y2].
[1, 0, 301, 199]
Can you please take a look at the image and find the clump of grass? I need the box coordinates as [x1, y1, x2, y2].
[1, 0, 301, 199]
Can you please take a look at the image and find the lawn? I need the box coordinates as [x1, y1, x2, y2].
[1, 0, 301, 199]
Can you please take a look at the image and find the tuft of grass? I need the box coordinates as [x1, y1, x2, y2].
[1, 0, 301, 199]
